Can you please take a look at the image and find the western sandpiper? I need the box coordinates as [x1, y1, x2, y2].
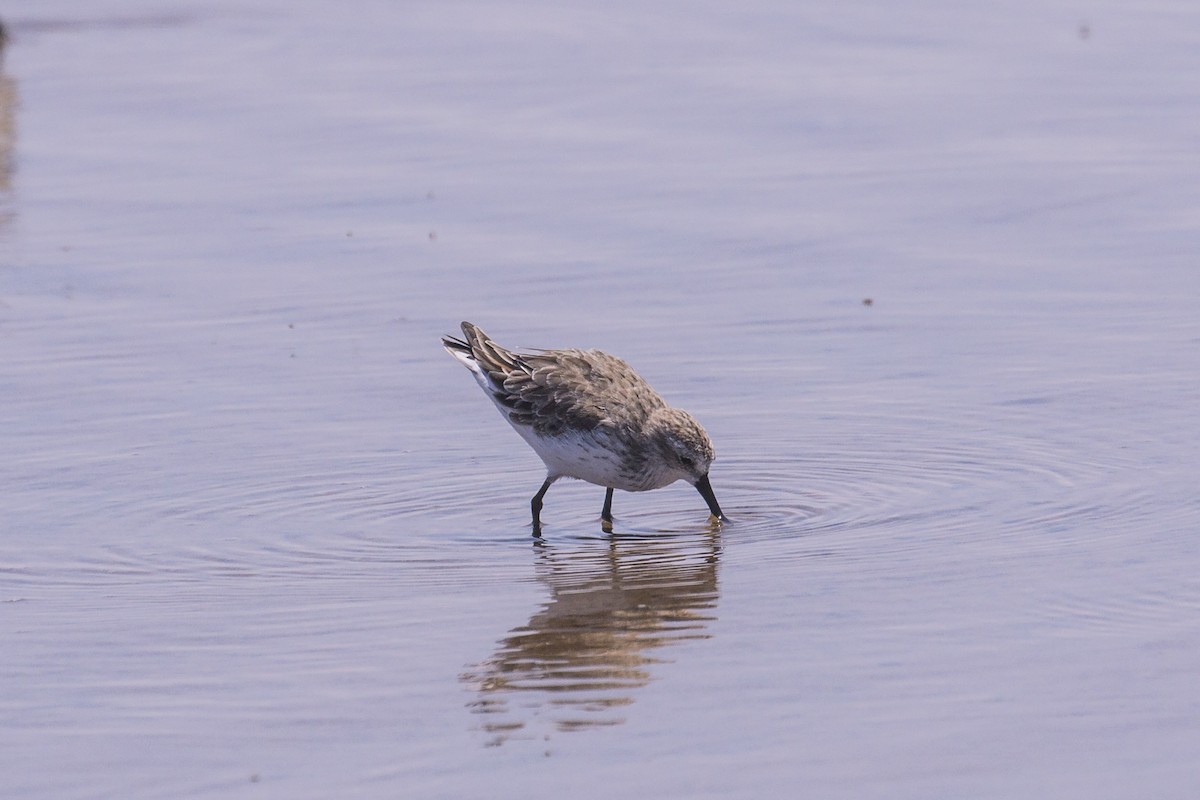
[443, 321, 725, 536]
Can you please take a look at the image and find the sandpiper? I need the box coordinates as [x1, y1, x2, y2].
[443, 322, 726, 536]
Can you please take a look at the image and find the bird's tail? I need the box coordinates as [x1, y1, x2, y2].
[442, 321, 523, 377]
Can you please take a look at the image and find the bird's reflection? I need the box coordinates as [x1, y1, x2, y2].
[462, 527, 721, 745]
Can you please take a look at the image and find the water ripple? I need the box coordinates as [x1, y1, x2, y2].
[709, 427, 1130, 549]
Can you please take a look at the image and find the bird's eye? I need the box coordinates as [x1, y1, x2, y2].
[680, 456, 695, 470]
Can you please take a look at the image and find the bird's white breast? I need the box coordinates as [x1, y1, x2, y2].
[516, 425, 629, 486]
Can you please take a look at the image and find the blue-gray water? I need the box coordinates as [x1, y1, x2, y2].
[2, 1, 1199, 798]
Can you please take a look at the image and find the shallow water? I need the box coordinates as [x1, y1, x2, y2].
[3, 1, 1200, 797]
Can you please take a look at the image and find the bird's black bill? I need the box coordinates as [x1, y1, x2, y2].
[694, 473, 727, 522]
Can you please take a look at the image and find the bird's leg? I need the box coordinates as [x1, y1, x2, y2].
[601, 487, 614, 533]
[531, 478, 553, 537]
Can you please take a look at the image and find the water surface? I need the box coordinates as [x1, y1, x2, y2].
[2, 1, 1199, 798]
